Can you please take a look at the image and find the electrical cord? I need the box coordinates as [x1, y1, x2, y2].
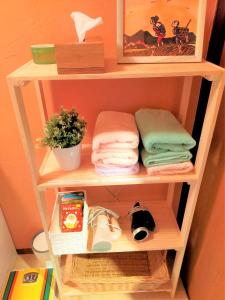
[88, 206, 121, 231]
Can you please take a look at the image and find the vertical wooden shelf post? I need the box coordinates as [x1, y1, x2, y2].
[7, 78, 64, 299]
[171, 73, 225, 297]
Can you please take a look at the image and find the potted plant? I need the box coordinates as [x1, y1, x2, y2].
[40, 108, 86, 171]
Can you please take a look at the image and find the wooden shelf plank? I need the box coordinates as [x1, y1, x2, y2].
[38, 145, 197, 190]
[62, 283, 172, 297]
[62, 279, 187, 299]
[49, 199, 183, 254]
[7, 60, 224, 82]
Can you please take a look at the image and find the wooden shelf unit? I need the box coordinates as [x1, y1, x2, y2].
[7, 60, 225, 300]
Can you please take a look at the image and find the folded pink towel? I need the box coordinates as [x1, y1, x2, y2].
[95, 163, 139, 176]
[146, 161, 193, 175]
[92, 111, 139, 150]
[92, 148, 138, 167]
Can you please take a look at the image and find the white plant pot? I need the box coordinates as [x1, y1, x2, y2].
[53, 144, 81, 171]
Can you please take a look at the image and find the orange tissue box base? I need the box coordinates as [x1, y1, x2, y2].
[55, 41, 104, 74]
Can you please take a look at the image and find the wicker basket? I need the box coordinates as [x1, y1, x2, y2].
[63, 251, 171, 293]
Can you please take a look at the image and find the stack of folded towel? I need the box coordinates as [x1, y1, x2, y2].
[135, 109, 196, 175]
[91, 111, 139, 176]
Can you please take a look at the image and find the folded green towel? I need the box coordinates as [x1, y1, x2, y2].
[141, 148, 192, 167]
[135, 109, 196, 152]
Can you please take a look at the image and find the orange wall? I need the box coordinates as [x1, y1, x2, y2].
[0, 0, 219, 255]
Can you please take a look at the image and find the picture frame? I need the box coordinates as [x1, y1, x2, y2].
[117, 0, 207, 63]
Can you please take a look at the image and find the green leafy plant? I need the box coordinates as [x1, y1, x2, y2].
[40, 108, 86, 148]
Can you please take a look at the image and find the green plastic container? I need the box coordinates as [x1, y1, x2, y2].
[31, 44, 56, 64]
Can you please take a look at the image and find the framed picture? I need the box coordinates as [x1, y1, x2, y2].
[117, 0, 207, 63]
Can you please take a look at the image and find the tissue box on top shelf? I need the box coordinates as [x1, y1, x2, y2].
[55, 41, 104, 74]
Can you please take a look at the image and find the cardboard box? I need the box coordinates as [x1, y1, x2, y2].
[1, 268, 54, 300]
[60, 191, 85, 233]
[55, 41, 104, 74]
[49, 191, 88, 255]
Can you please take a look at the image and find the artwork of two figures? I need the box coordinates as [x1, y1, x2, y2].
[118, 0, 206, 62]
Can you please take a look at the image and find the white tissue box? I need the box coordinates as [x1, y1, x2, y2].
[55, 41, 104, 74]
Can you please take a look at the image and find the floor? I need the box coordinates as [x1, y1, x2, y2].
[3, 254, 188, 300]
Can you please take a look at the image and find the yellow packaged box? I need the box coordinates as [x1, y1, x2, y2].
[1, 268, 54, 300]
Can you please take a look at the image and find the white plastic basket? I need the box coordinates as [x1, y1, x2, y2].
[49, 192, 88, 255]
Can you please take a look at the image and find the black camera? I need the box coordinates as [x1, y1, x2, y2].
[130, 202, 156, 241]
